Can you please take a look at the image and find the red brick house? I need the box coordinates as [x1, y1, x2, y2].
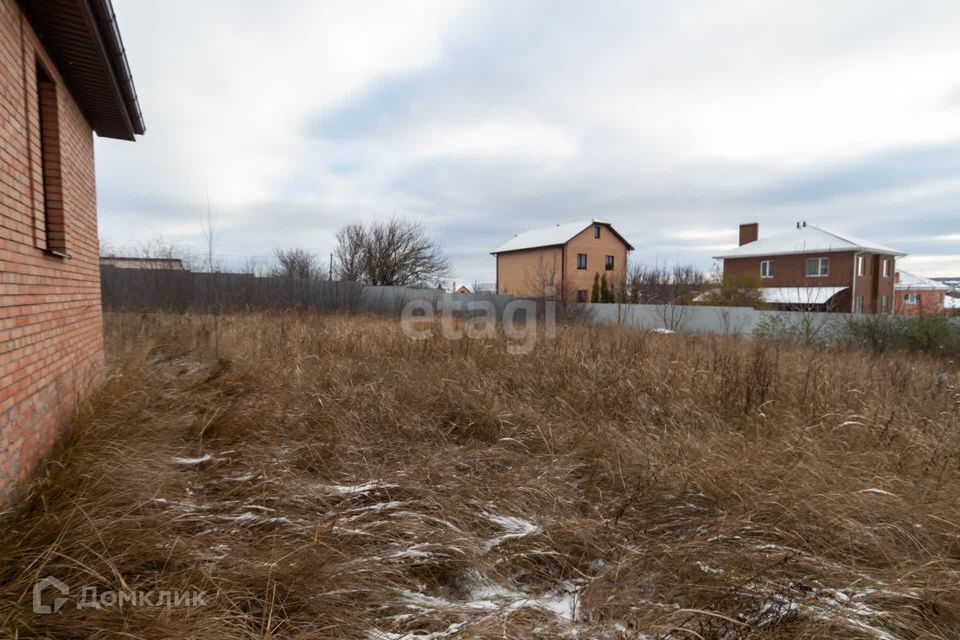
[894, 271, 950, 316]
[714, 222, 904, 313]
[1, 0, 144, 504]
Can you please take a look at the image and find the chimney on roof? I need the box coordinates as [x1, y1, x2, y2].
[802, 221, 807, 227]
[739, 222, 759, 246]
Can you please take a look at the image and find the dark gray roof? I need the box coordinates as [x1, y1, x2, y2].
[19, 0, 144, 140]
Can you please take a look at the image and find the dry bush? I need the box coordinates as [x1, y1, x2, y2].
[0, 311, 959, 639]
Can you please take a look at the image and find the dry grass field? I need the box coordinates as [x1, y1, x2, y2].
[1, 311, 959, 639]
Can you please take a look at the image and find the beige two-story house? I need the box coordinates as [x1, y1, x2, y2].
[492, 220, 634, 301]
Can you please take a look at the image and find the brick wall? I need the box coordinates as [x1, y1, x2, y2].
[895, 289, 947, 316]
[0, 0, 104, 506]
[563, 224, 629, 301]
[496, 246, 564, 297]
[723, 251, 896, 313]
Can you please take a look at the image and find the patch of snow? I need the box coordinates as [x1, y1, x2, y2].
[321, 481, 400, 494]
[653, 327, 675, 334]
[857, 488, 898, 498]
[171, 453, 213, 465]
[858, 488, 897, 497]
[482, 512, 540, 550]
[367, 621, 466, 639]
[696, 561, 724, 575]
[343, 501, 412, 519]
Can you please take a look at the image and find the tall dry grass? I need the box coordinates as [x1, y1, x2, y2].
[1, 311, 959, 639]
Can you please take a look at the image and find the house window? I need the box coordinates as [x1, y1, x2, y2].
[576, 253, 587, 269]
[760, 260, 773, 278]
[854, 296, 863, 314]
[880, 295, 888, 313]
[604, 255, 614, 271]
[36, 63, 66, 256]
[593, 225, 601, 239]
[904, 293, 918, 305]
[576, 289, 588, 302]
[805, 257, 829, 277]
[882, 259, 890, 278]
[856, 255, 865, 276]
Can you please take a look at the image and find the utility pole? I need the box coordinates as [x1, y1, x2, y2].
[329, 253, 333, 281]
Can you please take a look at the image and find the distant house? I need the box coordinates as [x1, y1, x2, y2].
[101, 256, 185, 270]
[932, 277, 960, 293]
[473, 282, 497, 294]
[492, 220, 634, 301]
[714, 222, 904, 313]
[0, 0, 143, 505]
[453, 284, 471, 294]
[946, 294, 960, 316]
[894, 271, 950, 315]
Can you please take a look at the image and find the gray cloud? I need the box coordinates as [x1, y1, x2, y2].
[96, 0, 960, 280]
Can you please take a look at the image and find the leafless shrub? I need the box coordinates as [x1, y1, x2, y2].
[272, 247, 318, 279]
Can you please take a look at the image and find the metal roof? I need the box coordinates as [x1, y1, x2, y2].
[714, 225, 904, 260]
[18, 0, 144, 140]
[492, 219, 635, 254]
[759, 286, 848, 305]
[895, 271, 950, 291]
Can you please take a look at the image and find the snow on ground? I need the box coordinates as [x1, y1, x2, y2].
[319, 481, 400, 494]
[481, 511, 539, 550]
[159, 466, 913, 639]
[171, 453, 213, 465]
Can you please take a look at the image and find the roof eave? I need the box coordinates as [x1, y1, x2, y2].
[714, 247, 905, 260]
[18, 0, 144, 140]
[491, 242, 565, 256]
[492, 220, 635, 254]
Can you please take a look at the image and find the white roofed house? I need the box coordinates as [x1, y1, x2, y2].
[946, 294, 960, 316]
[492, 220, 634, 301]
[714, 222, 905, 313]
[894, 271, 950, 316]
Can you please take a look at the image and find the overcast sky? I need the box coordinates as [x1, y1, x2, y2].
[96, 0, 960, 282]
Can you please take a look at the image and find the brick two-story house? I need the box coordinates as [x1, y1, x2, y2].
[714, 223, 904, 313]
[1, 0, 143, 505]
[493, 220, 634, 301]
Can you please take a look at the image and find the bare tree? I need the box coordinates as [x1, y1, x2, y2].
[138, 236, 187, 260]
[525, 253, 568, 301]
[334, 223, 367, 281]
[625, 263, 705, 331]
[334, 218, 450, 286]
[273, 248, 318, 279]
[239, 257, 267, 277]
